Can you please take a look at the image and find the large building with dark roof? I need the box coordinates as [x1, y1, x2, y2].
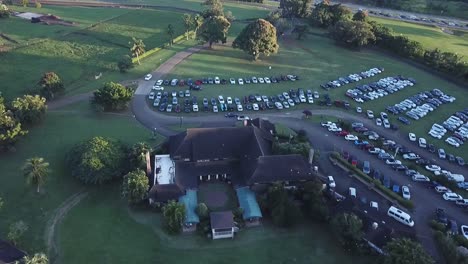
[149, 119, 315, 235]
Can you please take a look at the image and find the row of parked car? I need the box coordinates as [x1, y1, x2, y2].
[321, 67, 384, 90]
[345, 76, 415, 103]
[427, 109, 468, 149]
[145, 74, 300, 86]
[149, 88, 322, 113]
[411, 134, 465, 166]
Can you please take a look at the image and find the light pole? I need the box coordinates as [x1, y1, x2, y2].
[153, 127, 157, 139]
[180, 116, 183, 128]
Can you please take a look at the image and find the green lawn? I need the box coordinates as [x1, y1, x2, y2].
[0, 101, 156, 253]
[58, 185, 372, 264]
[0, 6, 188, 100]
[371, 17, 468, 59]
[163, 29, 467, 159]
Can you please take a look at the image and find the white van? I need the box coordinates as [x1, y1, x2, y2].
[448, 174, 465, 183]
[412, 174, 430, 182]
[387, 206, 414, 227]
[349, 187, 356, 198]
[418, 137, 427, 148]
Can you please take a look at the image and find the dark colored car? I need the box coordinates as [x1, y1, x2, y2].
[447, 154, 455, 163]
[392, 164, 407, 171]
[428, 144, 436, 153]
[435, 208, 448, 225]
[416, 159, 431, 165]
[398, 116, 411, 125]
[225, 112, 237, 118]
[456, 156, 465, 166]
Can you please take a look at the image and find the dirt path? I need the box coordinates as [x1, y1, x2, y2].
[45, 191, 88, 262]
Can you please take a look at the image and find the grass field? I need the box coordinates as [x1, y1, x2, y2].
[58, 186, 372, 264]
[371, 17, 468, 59]
[0, 101, 155, 253]
[163, 28, 468, 159]
[0, 6, 187, 100]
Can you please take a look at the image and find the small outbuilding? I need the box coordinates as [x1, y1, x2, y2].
[210, 211, 235, 240]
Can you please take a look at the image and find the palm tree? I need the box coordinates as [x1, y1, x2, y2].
[167, 24, 175, 46]
[22, 157, 50, 193]
[129, 37, 146, 65]
[194, 14, 204, 37]
[23, 253, 49, 264]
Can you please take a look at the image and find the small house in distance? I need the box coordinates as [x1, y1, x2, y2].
[210, 211, 235, 239]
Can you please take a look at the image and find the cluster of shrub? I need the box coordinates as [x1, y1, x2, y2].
[306, 2, 468, 83]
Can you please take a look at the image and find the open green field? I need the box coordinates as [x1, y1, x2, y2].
[58, 186, 372, 264]
[0, 101, 154, 253]
[371, 17, 468, 59]
[163, 28, 468, 159]
[0, 5, 187, 100]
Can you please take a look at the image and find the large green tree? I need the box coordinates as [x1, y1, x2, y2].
[201, 0, 224, 18]
[0, 3, 10, 18]
[182, 13, 194, 40]
[383, 238, 434, 264]
[67, 136, 127, 185]
[331, 213, 364, 251]
[197, 15, 231, 48]
[162, 200, 186, 234]
[232, 19, 279, 60]
[0, 96, 27, 152]
[11, 95, 47, 125]
[266, 183, 301, 227]
[280, 0, 312, 18]
[117, 55, 133, 73]
[167, 24, 175, 45]
[310, 3, 352, 28]
[121, 169, 149, 205]
[20, 253, 49, 264]
[329, 20, 375, 49]
[38, 72, 64, 100]
[22, 157, 50, 193]
[130, 37, 145, 65]
[92, 82, 134, 112]
[302, 179, 329, 221]
[128, 142, 151, 171]
[352, 10, 368, 22]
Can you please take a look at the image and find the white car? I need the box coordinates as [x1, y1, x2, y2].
[237, 104, 243, 112]
[367, 110, 374, 119]
[356, 107, 362, 113]
[327, 176, 336, 188]
[345, 134, 358, 141]
[275, 102, 283, 109]
[435, 186, 451, 193]
[237, 115, 250, 121]
[445, 137, 460, 147]
[402, 186, 410, 200]
[218, 95, 225, 104]
[403, 153, 420, 160]
[383, 119, 390, 128]
[144, 74, 153, 81]
[152, 86, 164, 91]
[408, 133, 416, 142]
[442, 192, 463, 201]
[386, 159, 402, 165]
[299, 95, 307, 103]
[227, 97, 233, 104]
[148, 92, 155, 100]
[155, 79, 163, 86]
[251, 77, 258, 83]
[252, 103, 259, 111]
[462, 225, 468, 240]
[258, 77, 265, 84]
[264, 77, 271, 84]
[328, 126, 342, 132]
[425, 165, 441, 172]
[214, 76, 220, 84]
[238, 78, 244, 85]
[229, 78, 235, 84]
[368, 148, 383, 154]
[307, 97, 314, 104]
[213, 105, 219, 112]
[375, 118, 382, 126]
[192, 104, 199, 112]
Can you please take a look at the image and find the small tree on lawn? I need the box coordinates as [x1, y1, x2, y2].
[182, 13, 194, 40]
[21, 253, 49, 264]
[331, 213, 364, 251]
[22, 157, 50, 193]
[195, 203, 209, 220]
[7, 220, 28, 246]
[128, 142, 151, 171]
[122, 169, 149, 205]
[11, 95, 47, 125]
[193, 14, 204, 37]
[167, 24, 175, 46]
[197, 15, 230, 49]
[38, 72, 64, 100]
[266, 183, 301, 227]
[0, 3, 11, 18]
[129, 37, 145, 65]
[383, 238, 434, 264]
[92, 82, 134, 112]
[0, 96, 27, 152]
[232, 19, 279, 61]
[117, 55, 134, 73]
[162, 200, 186, 234]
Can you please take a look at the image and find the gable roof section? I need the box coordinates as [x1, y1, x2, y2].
[0, 239, 26, 264]
[210, 211, 234, 230]
[169, 127, 272, 161]
[148, 184, 184, 203]
[247, 154, 313, 184]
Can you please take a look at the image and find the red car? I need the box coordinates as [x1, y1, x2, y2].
[342, 151, 350, 160]
[178, 79, 186, 86]
[336, 130, 349, 136]
[354, 126, 369, 133]
[195, 80, 203, 85]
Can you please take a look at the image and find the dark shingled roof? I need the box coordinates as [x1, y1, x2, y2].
[175, 160, 241, 189]
[247, 155, 313, 184]
[248, 118, 276, 137]
[169, 127, 272, 161]
[148, 184, 184, 203]
[0, 239, 26, 264]
[210, 211, 234, 229]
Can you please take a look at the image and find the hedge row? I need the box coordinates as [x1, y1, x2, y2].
[330, 152, 414, 209]
[131, 31, 193, 64]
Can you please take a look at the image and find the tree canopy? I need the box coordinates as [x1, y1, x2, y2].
[22, 157, 50, 193]
[266, 183, 301, 227]
[195, 202, 209, 219]
[67, 136, 127, 185]
[0, 96, 28, 152]
[20, 253, 49, 264]
[117, 55, 133, 73]
[201, 0, 224, 18]
[167, 24, 175, 45]
[182, 13, 194, 40]
[329, 20, 376, 49]
[352, 10, 368, 22]
[0, 3, 10, 18]
[331, 213, 364, 251]
[232, 19, 279, 60]
[130, 37, 145, 65]
[309, 3, 352, 28]
[121, 169, 149, 205]
[383, 238, 434, 264]
[92, 82, 134, 112]
[38, 72, 64, 100]
[301, 179, 329, 221]
[280, 0, 312, 18]
[162, 200, 186, 234]
[128, 142, 151, 171]
[197, 15, 231, 48]
[11, 95, 47, 125]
